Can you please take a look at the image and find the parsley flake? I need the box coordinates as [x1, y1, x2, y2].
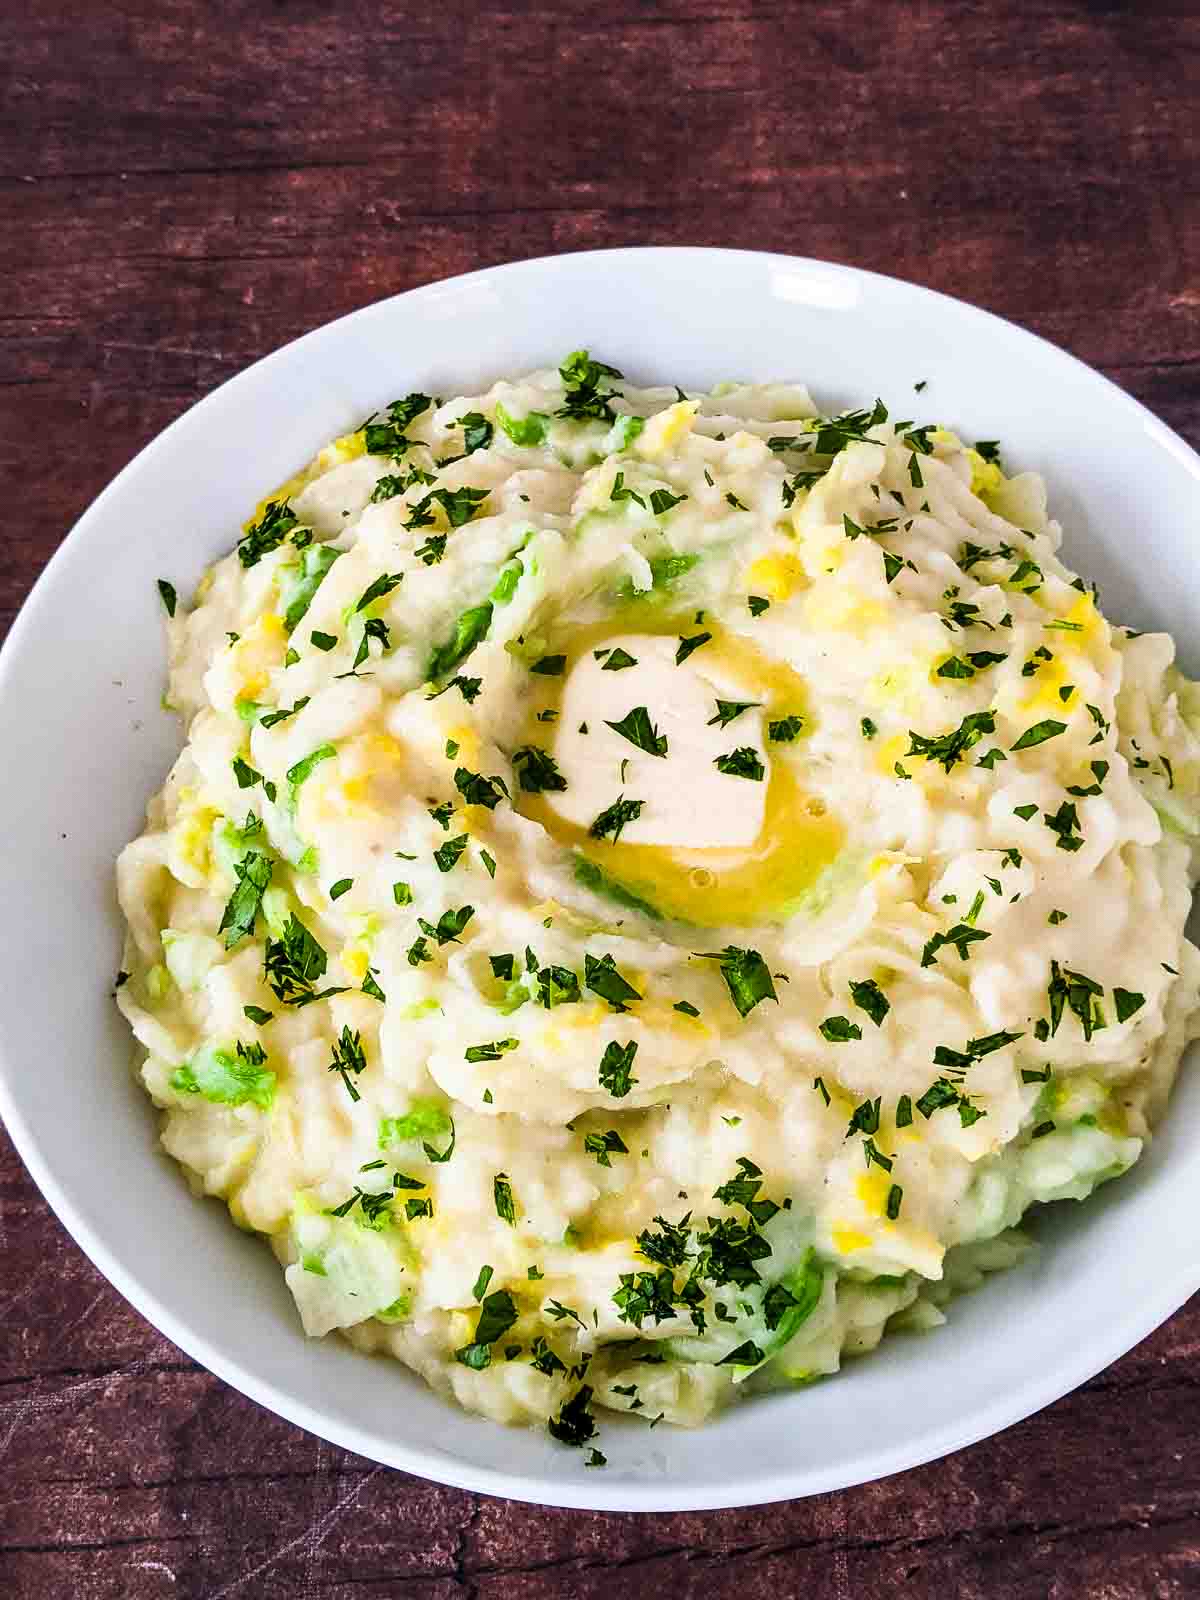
[695, 946, 777, 1018]
[589, 795, 644, 842]
[599, 1039, 638, 1097]
[606, 706, 668, 757]
[714, 747, 765, 781]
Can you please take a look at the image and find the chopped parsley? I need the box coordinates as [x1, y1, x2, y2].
[445, 411, 493, 459]
[427, 673, 482, 705]
[610, 470, 644, 508]
[602, 647, 638, 671]
[748, 595, 770, 617]
[512, 745, 568, 793]
[714, 747, 765, 781]
[1043, 960, 1105, 1041]
[1043, 800, 1084, 852]
[767, 715, 804, 742]
[846, 1097, 881, 1137]
[329, 878, 353, 901]
[708, 699, 760, 728]
[1011, 719, 1068, 752]
[218, 851, 273, 948]
[863, 1137, 893, 1172]
[1066, 760, 1109, 797]
[433, 833, 469, 873]
[849, 978, 890, 1026]
[362, 393, 431, 457]
[493, 1173, 516, 1224]
[1114, 988, 1146, 1023]
[584, 1129, 629, 1167]
[326, 1184, 393, 1226]
[548, 1386, 598, 1447]
[410, 486, 491, 530]
[237, 499, 298, 568]
[157, 579, 177, 617]
[935, 651, 1007, 680]
[906, 710, 996, 772]
[606, 705, 668, 757]
[418, 904, 475, 946]
[328, 1026, 367, 1102]
[676, 631, 712, 664]
[531, 654, 566, 676]
[355, 571, 403, 613]
[819, 1015, 862, 1042]
[599, 1039, 638, 1097]
[370, 466, 432, 502]
[649, 488, 688, 515]
[454, 766, 508, 810]
[1086, 703, 1110, 745]
[589, 795, 644, 842]
[915, 1077, 969, 1120]
[259, 696, 311, 729]
[920, 923, 991, 968]
[454, 1288, 519, 1370]
[811, 398, 888, 455]
[557, 349, 621, 423]
[414, 533, 446, 565]
[465, 1038, 518, 1063]
[352, 616, 391, 671]
[232, 756, 262, 790]
[585, 952, 642, 1009]
[695, 946, 778, 1018]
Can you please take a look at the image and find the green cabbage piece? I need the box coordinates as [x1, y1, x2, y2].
[285, 1195, 412, 1336]
[614, 551, 700, 603]
[573, 854, 664, 921]
[160, 929, 220, 992]
[495, 401, 549, 447]
[278, 543, 341, 632]
[170, 1041, 276, 1110]
[427, 602, 493, 680]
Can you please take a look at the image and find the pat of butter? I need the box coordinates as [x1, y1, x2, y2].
[549, 634, 768, 850]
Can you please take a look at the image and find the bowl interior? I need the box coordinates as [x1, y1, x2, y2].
[2, 248, 1199, 1510]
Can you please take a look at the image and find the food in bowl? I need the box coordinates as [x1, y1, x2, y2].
[117, 353, 1200, 1449]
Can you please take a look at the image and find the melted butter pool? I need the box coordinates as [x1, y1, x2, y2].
[514, 616, 842, 926]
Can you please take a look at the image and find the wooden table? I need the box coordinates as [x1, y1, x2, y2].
[3, 2, 1199, 1593]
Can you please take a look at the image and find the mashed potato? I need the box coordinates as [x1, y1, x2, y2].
[118, 354, 1200, 1450]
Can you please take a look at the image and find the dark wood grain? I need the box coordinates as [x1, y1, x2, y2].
[3, 0, 1200, 1593]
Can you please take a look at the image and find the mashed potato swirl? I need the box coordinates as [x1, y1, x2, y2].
[117, 355, 1200, 1445]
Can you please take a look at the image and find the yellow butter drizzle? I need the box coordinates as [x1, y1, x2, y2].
[514, 614, 842, 926]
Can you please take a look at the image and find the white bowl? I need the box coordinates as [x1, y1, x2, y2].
[3, 247, 1199, 1512]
